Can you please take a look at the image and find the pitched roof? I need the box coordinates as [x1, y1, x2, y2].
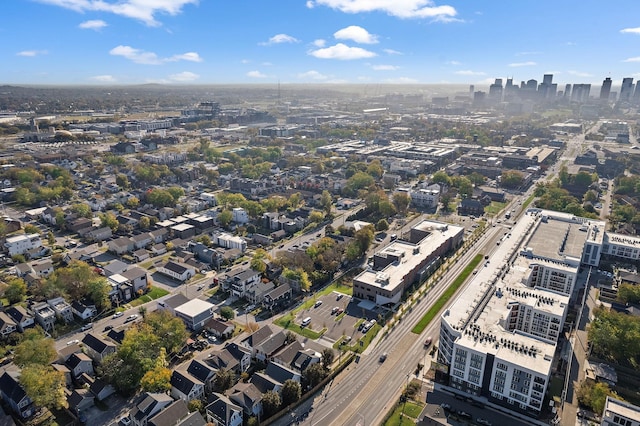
[176, 411, 206, 426]
[228, 382, 262, 411]
[255, 331, 287, 356]
[148, 399, 189, 426]
[0, 372, 28, 405]
[122, 266, 147, 281]
[249, 372, 280, 394]
[186, 360, 215, 383]
[241, 325, 275, 348]
[265, 362, 299, 384]
[66, 352, 92, 369]
[205, 393, 242, 425]
[170, 370, 203, 396]
[131, 392, 173, 422]
[82, 333, 116, 354]
[5, 306, 31, 323]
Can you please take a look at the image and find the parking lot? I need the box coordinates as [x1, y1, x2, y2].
[296, 292, 382, 343]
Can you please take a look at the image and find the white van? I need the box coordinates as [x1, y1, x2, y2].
[301, 317, 311, 327]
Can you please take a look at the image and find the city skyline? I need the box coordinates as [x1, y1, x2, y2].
[3, 0, 640, 85]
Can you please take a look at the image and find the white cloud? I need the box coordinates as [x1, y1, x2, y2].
[169, 71, 199, 82]
[516, 51, 541, 56]
[309, 43, 376, 60]
[623, 57, 640, 63]
[36, 0, 197, 26]
[79, 19, 107, 30]
[383, 48, 403, 55]
[455, 70, 485, 76]
[90, 74, 116, 82]
[446, 60, 461, 65]
[247, 70, 267, 78]
[259, 34, 299, 45]
[17, 50, 47, 57]
[262, 62, 273, 66]
[109, 45, 202, 65]
[508, 61, 537, 67]
[307, 0, 457, 20]
[168, 52, 202, 62]
[298, 70, 329, 80]
[313, 39, 326, 47]
[621, 27, 640, 34]
[334, 25, 378, 44]
[371, 64, 399, 71]
[241, 59, 251, 64]
[567, 70, 593, 77]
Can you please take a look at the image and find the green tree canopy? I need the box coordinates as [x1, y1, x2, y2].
[20, 364, 68, 410]
[14, 329, 57, 367]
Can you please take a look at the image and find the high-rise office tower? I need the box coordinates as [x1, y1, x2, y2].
[564, 84, 572, 98]
[600, 77, 612, 100]
[620, 78, 634, 102]
[543, 74, 553, 85]
[489, 79, 503, 101]
[571, 84, 591, 102]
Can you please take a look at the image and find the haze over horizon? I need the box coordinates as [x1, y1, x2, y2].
[2, 0, 640, 86]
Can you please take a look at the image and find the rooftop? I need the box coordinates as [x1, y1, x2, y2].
[175, 299, 215, 317]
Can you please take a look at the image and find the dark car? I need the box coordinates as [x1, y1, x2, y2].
[103, 325, 114, 332]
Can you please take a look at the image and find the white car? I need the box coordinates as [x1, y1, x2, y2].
[125, 314, 139, 322]
[67, 339, 79, 345]
[113, 312, 124, 319]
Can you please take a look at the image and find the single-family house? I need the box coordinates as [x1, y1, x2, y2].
[48, 297, 73, 323]
[5, 306, 34, 332]
[206, 393, 243, 426]
[31, 259, 54, 278]
[205, 343, 251, 375]
[82, 333, 117, 362]
[457, 198, 485, 216]
[253, 331, 288, 363]
[204, 318, 234, 340]
[228, 382, 262, 419]
[66, 388, 94, 417]
[0, 372, 35, 419]
[149, 228, 168, 243]
[32, 302, 56, 331]
[157, 261, 195, 282]
[265, 362, 301, 384]
[131, 233, 153, 250]
[249, 372, 281, 394]
[71, 301, 97, 321]
[129, 392, 173, 426]
[108, 236, 134, 255]
[186, 360, 216, 393]
[66, 352, 94, 378]
[85, 227, 113, 242]
[170, 370, 204, 402]
[157, 293, 190, 316]
[262, 283, 293, 311]
[122, 266, 149, 295]
[245, 281, 275, 305]
[148, 399, 191, 426]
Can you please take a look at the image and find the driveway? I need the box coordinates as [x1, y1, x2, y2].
[82, 393, 135, 426]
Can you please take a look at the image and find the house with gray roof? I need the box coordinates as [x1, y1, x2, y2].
[170, 370, 204, 402]
[265, 362, 301, 384]
[0, 372, 35, 419]
[157, 261, 195, 282]
[148, 399, 191, 426]
[82, 333, 117, 362]
[66, 352, 94, 378]
[187, 359, 216, 393]
[0, 313, 16, 338]
[228, 382, 262, 419]
[129, 392, 173, 426]
[205, 393, 242, 426]
[5, 306, 34, 332]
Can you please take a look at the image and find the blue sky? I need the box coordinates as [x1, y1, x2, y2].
[2, 0, 640, 86]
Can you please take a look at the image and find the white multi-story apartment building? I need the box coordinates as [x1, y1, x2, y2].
[5, 233, 42, 256]
[213, 232, 247, 252]
[601, 396, 640, 426]
[409, 186, 440, 208]
[526, 260, 577, 296]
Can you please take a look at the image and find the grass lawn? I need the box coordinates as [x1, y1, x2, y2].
[349, 324, 382, 353]
[384, 401, 425, 425]
[522, 193, 535, 210]
[484, 201, 508, 217]
[412, 253, 484, 334]
[129, 286, 170, 307]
